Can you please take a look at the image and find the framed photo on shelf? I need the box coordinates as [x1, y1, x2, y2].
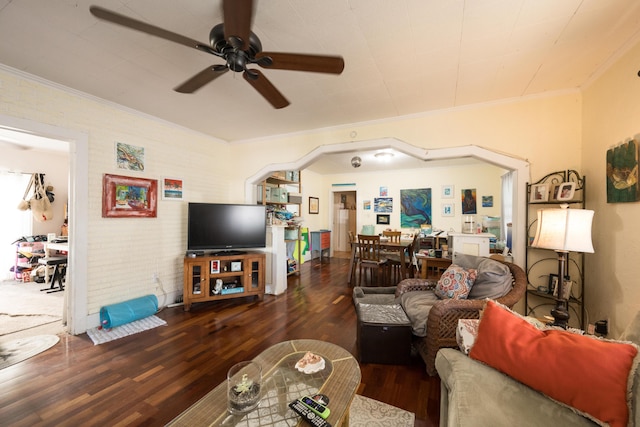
[210, 260, 220, 274]
[549, 274, 572, 299]
[529, 183, 549, 203]
[550, 183, 561, 201]
[556, 182, 576, 201]
[231, 261, 242, 272]
[309, 197, 319, 214]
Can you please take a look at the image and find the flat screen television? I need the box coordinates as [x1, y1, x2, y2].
[187, 203, 267, 253]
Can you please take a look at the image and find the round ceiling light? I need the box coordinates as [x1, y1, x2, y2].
[374, 152, 394, 160]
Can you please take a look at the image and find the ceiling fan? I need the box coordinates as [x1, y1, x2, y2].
[89, 0, 345, 109]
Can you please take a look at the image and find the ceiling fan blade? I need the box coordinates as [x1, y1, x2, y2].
[174, 66, 229, 93]
[223, 0, 253, 51]
[89, 6, 205, 50]
[243, 69, 289, 109]
[256, 52, 345, 74]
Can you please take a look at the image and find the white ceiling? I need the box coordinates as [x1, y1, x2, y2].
[1, 0, 640, 174]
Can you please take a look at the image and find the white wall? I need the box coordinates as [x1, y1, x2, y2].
[1, 149, 69, 237]
[318, 162, 504, 237]
[1, 68, 231, 330]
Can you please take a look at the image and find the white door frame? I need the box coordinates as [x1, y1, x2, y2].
[0, 114, 89, 334]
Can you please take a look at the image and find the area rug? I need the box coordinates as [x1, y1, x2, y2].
[350, 394, 415, 427]
[86, 315, 167, 345]
[0, 334, 60, 370]
[0, 280, 63, 336]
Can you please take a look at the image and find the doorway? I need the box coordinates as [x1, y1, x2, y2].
[332, 191, 356, 258]
[0, 113, 89, 335]
[245, 138, 529, 267]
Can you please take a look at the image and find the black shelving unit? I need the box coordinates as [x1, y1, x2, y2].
[524, 170, 586, 329]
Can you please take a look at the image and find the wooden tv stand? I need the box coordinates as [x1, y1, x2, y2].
[183, 252, 265, 311]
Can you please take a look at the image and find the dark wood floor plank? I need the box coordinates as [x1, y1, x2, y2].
[0, 257, 439, 426]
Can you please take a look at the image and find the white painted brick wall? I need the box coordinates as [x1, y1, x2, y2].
[1, 68, 235, 316]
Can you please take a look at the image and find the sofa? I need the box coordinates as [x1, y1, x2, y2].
[436, 302, 640, 427]
[394, 253, 527, 375]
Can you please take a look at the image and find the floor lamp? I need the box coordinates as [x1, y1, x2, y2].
[531, 206, 594, 329]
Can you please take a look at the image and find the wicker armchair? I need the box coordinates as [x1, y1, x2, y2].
[395, 261, 527, 376]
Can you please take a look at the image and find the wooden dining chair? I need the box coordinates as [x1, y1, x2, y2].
[382, 230, 401, 243]
[357, 234, 388, 286]
[407, 234, 421, 278]
[381, 229, 402, 259]
[383, 245, 410, 285]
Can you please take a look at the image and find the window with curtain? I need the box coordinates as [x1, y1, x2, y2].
[0, 172, 33, 279]
[501, 171, 514, 251]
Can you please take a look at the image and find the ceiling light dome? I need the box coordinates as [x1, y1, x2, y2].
[374, 151, 394, 160]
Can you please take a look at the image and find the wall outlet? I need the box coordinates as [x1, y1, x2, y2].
[595, 319, 608, 335]
[152, 272, 158, 282]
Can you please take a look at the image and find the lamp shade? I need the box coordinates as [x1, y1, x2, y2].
[531, 208, 594, 253]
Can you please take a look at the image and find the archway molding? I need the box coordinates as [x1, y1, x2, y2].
[245, 137, 529, 266]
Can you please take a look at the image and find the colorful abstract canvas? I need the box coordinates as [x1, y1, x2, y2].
[400, 188, 432, 228]
[461, 188, 477, 214]
[374, 197, 393, 212]
[607, 140, 639, 203]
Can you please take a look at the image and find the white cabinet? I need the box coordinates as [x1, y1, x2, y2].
[448, 232, 494, 257]
[265, 225, 288, 295]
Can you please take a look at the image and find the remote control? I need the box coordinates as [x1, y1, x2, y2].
[289, 399, 332, 427]
[299, 396, 331, 419]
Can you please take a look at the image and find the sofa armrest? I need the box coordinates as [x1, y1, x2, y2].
[436, 348, 598, 426]
[395, 278, 437, 297]
[423, 298, 485, 375]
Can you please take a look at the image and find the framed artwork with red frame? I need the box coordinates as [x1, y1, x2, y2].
[102, 174, 158, 218]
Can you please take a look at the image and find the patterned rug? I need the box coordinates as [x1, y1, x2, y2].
[350, 394, 415, 427]
[0, 334, 60, 370]
[86, 315, 167, 345]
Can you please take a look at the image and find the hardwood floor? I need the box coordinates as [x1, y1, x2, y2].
[0, 257, 440, 427]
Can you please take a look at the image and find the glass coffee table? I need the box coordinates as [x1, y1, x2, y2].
[167, 339, 361, 427]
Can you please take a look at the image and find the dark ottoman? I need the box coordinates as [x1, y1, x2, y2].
[356, 303, 412, 365]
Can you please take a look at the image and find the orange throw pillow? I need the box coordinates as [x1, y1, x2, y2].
[470, 301, 638, 427]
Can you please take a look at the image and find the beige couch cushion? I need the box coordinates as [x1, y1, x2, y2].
[452, 252, 512, 299]
[399, 291, 439, 337]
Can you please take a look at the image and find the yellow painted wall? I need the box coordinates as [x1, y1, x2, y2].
[233, 92, 582, 201]
[582, 41, 640, 337]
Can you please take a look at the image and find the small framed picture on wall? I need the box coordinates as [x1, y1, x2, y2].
[309, 197, 319, 214]
[442, 203, 454, 217]
[442, 185, 454, 198]
[376, 214, 390, 225]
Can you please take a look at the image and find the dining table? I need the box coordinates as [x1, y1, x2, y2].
[348, 236, 414, 286]
[414, 252, 452, 279]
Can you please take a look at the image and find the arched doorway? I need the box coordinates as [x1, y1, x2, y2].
[245, 138, 530, 267]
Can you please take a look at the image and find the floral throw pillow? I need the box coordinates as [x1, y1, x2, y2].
[434, 264, 477, 299]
